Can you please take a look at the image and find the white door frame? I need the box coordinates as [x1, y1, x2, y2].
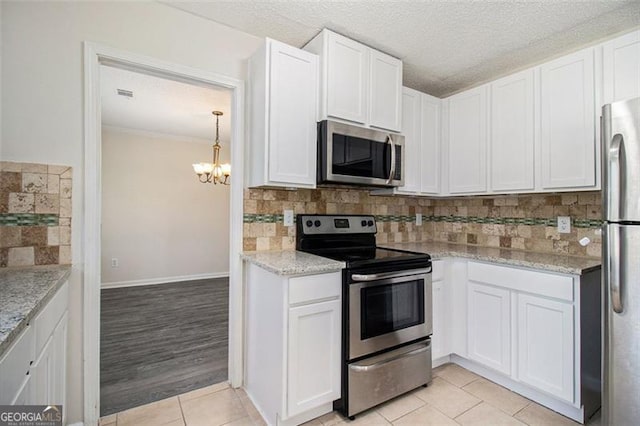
[83, 42, 245, 424]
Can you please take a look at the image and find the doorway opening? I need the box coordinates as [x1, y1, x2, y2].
[98, 65, 232, 416]
[83, 43, 246, 424]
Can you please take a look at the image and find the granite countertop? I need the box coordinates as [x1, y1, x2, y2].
[0, 265, 71, 356]
[241, 250, 345, 276]
[382, 241, 601, 275]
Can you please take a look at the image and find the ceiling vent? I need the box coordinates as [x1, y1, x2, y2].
[116, 89, 133, 98]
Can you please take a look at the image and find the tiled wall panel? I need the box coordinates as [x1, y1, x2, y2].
[0, 162, 72, 267]
[243, 188, 602, 258]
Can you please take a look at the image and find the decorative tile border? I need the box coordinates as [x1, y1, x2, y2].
[243, 213, 603, 229]
[0, 213, 59, 226]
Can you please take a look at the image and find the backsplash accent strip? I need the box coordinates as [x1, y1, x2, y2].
[243, 213, 603, 229]
[0, 213, 60, 226]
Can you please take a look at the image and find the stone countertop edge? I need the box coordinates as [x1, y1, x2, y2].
[382, 242, 601, 275]
[0, 265, 71, 357]
[241, 250, 345, 276]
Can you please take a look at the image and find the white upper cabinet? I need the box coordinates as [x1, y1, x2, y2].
[398, 88, 421, 193]
[248, 39, 318, 188]
[447, 85, 488, 194]
[421, 94, 441, 194]
[490, 69, 535, 192]
[369, 50, 403, 131]
[305, 29, 402, 132]
[325, 32, 369, 124]
[603, 30, 640, 104]
[540, 48, 596, 190]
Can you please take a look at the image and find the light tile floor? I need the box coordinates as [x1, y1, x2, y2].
[99, 364, 601, 426]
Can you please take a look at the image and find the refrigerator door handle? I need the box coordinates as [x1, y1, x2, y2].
[607, 224, 624, 313]
[608, 134, 625, 219]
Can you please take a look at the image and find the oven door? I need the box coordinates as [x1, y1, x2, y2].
[348, 270, 432, 360]
[319, 120, 404, 187]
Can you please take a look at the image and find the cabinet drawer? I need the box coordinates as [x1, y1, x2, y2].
[35, 281, 69, 355]
[0, 325, 35, 404]
[468, 262, 573, 302]
[289, 272, 341, 305]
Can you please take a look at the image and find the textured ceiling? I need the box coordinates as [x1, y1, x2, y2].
[164, 0, 640, 97]
[101, 65, 232, 142]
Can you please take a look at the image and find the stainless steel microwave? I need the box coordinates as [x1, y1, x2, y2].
[317, 120, 404, 187]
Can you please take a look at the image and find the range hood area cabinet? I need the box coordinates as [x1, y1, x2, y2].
[304, 29, 403, 133]
[381, 87, 441, 196]
[247, 38, 319, 188]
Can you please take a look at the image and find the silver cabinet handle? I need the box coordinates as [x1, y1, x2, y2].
[351, 268, 431, 282]
[607, 224, 624, 313]
[386, 134, 396, 184]
[349, 342, 430, 372]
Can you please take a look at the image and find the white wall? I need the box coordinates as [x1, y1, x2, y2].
[0, 2, 261, 422]
[101, 127, 230, 286]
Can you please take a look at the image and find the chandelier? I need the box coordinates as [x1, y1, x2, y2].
[192, 111, 231, 184]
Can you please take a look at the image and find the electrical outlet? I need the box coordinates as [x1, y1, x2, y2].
[416, 213, 423, 226]
[283, 209, 294, 227]
[111, 258, 119, 268]
[557, 216, 571, 234]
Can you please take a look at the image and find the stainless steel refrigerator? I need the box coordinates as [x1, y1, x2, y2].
[602, 97, 640, 425]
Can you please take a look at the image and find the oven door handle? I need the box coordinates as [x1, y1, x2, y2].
[351, 268, 431, 282]
[349, 342, 431, 372]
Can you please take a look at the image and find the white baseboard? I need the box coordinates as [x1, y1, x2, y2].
[101, 272, 229, 289]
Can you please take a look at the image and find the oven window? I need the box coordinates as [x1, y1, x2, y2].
[360, 279, 425, 340]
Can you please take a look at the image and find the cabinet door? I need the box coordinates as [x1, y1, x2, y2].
[398, 88, 421, 193]
[540, 48, 596, 189]
[326, 32, 368, 124]
[490, 70, 535, 192]
[517, 294, 574, 403]
[52, 313, 68, 408]
[603, 30, 640, 104]
[268, 41, 318, 186]
[31, 335, 54, 404]
[287, 299, 341, 417]
[370, 50, 402, 132]
[432, 279, 448, 360]
[421, 94, 441, 194]
[467, 282, 511, 375]
[448, 86, 488, 194]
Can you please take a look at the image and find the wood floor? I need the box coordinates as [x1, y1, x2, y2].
[100, 278, 229, 416]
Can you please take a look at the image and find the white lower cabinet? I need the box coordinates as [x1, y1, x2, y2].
[436, 260, 600, 423]
[287, 300, 341, 417]
[517, 293, 574, 403]
[0, 281, 68, 412]
[245, 264, 341, 425]
[467, 282, 511, 375]
[431, 260, 449, 360]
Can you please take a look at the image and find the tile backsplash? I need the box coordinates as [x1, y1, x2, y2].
[243, 188, 602, 258]
[0, 162, 72, 267]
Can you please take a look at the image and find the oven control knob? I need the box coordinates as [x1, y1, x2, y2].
[367, 220, 374, 227]
[314, 220, 321, 227]
[361, 220, 367, 227]
[305, 220, 313, 227]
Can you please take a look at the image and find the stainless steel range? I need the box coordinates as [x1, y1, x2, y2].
[296, 214, 433, 419]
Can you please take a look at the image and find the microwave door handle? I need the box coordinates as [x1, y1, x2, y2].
[386, 134, 396, 184]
